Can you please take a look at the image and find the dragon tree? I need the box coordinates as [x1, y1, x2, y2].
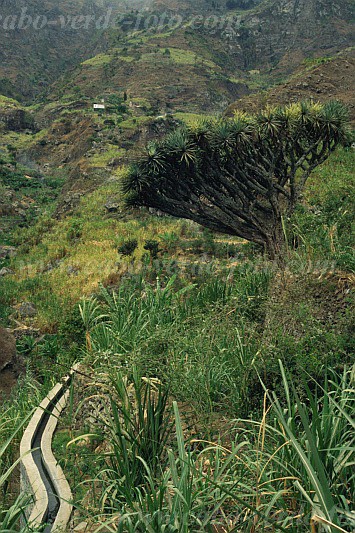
[122, 101, 349, 258]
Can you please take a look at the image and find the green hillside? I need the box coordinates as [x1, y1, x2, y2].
[0, 1, 354, 530]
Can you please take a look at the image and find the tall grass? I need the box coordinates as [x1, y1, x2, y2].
[92, 389, 246, 532]
[96, 369, 173, 510]
[79, 275, 195, 357]
[82, 362, 354, 532]
[234, 362, 355, 531]
[78, 271, 269, 415]
[0, 408, 34, 532]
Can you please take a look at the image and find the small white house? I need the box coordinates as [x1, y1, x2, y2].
[93, 103, 105, 110]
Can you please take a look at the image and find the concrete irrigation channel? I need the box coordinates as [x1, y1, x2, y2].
[20, 368, 77, 531]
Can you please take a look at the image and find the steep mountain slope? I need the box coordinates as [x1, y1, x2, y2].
[0, 0, 232, 100]
[235, 0, 354, 72]
[48, 32, 250, 113]
[45, 0, 354, 113]
[226, 50, 355, 123]
[152, 0, 353, 73]
[151, 0, 262, 11]
[0, 0, 146, 100]
[1, 0, 353, 101]
[1, 0, 353, 215]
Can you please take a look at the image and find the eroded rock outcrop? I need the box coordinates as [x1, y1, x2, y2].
[0, 107, 35, 132]
[0, 326, 24, 398]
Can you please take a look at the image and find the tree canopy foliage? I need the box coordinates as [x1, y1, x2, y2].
[123, 101, 350, 257]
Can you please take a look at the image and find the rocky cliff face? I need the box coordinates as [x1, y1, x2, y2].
[0, 326, 24, 398]
[178, 0, 354, 74]
[0, 106, 35, 132]
[229, 0, 354, 72]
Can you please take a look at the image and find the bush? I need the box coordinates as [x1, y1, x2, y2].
[118, 239, 138, 256]
[58, 304, 86, 345]
[66, 219, 83, 242]
[144, 239, 161, 259]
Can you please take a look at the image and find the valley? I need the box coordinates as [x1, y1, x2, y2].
[0, 0, 354, 531]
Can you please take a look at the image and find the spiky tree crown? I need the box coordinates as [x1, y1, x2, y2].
[122, 101, 350, 255]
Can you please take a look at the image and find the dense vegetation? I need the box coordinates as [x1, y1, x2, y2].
[54, 357, 354, 531]
[0, 0, 354, 529]
[0, 144, 354, 530]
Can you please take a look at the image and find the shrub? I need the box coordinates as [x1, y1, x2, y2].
[118, 239, 138, 256]
[66, 219, 83, 242]
[144, 239, 161, 259]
